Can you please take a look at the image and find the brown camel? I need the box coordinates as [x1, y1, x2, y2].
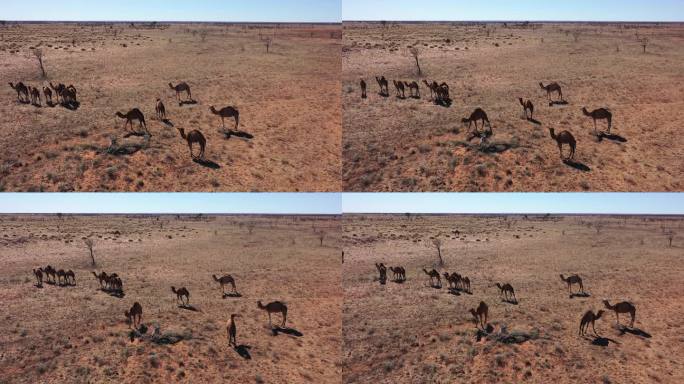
[443, 272, 460, 290]
[43, 87, 53, 105]
[212, 274, 237, 295]
[257, 300, 288, 328]
[470, 301, 489, 330]
[519, 97, 534, 119]
[44, 265, 56, 284]
[155, 99, 166, 120]
[388, 266, 405, 281]
[92, 271, 107, 288]
[462, 108, 492, 133]
[549, 128, 576, 160]
[540, 82, 563, 102]
[169, 82, 192, 103]
[125, 302, 143, 328]
[29, 86, 41, 105]
[56, 269, 66, 285]
[393, 80, 406, 98]
[496, 283, 517, 302]
[375, 262, 387, 283]
[422, 79, 435, 100]
[171, 286, 190, 306]
[375, 76, 389, 96]
[582, 107, 612, 134]
[65, 270, 75, 285]
[579, 309, 604, 336]
[461, 276, 471, 293]
[177, 128, 206, 160]
[209, 106, 239, 130]
[403, 81, 420, 98]
[560, 274, 584, 294]
[603, 300, 636, 327]
[227, 313, 241, 346]
[49, 82, 64, 103]
[360, 79, 367, 98]
[33, 268, 43, 287]
[423, 268, 441, 287]
[116, 108, 148, 134]
[9, 82, 29, 102]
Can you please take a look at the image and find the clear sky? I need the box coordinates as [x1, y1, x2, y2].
[343, 193, 684, 215]
[2, 0, 341, 23]
[0, 193, 681, 215]
[343, 0, 684, 22]
[0, 193, 341, 214]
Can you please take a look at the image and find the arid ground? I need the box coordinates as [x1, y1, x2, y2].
[343, 22, 684, 191]
[0, 214, 341, 383]
[342, 214, 683, 383]
[0, 23, 341, 191]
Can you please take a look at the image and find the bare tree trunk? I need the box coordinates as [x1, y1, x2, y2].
[89, 248, 95, 266]
[414, 56, 421, 75]
[436, 247, 443, 266]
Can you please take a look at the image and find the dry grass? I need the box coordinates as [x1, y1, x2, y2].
[343, 22, 684, 191]
[342, 214, 684, 383]
[0, 23, 341, 191]
[0, 214, 341, 383]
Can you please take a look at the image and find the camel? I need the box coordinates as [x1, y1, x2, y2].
[422, 268, 441, 287]
[49, 83, 77, 104]
[461, 276, 471, 293]
[549, 128, 576, 160]
[443, 272, 460, 290]
[603, 300, 636, 327]
[168, 82, 192, 103]
[375, 76, 389, 96]
[227, 313, 241, 346]
[33, 268, 43, 287]
[177, 128, 206, 160]
[9, 82, 29, 103]
[43, 87, 53, 105]
[582, 107, 612, 134]
[44, 265, 56, 284]
[257, 300, 288, 328]
[155, 99, 166, 120]
[388, 266, 405, 281]
[92, 271, 107, 288]
[469, 301, 489, 330]
[519, 98, 534, 120]
[212, 274, 237, 296]
[125, 302, 143, 328]
[438, 82, 449, 101]
[116, 108, 148, 134]
[56, 269, 66, 286]
[360, 79, 367, 99]
[49, 82, 64, 103]
[539, 82, 563, 102]
[374, 263, 387, 283]
[171, 286, 190, 306]
[496, 283, 517, 302]
[462, 108, 492, 133]
[560, 274, 584, 294]
[422, 80, 435, 100]
[209, 106, 239, 130]
[392, 80, 405, 98]
[403, 81, 420, 98]
[579, 309, 604, 336]
[65, 270, 75, 285]
[29, 86, 41, 105]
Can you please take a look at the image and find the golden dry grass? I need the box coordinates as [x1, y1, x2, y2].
[0, 23, 341, 191]
[342, 214, 683, 383]
[343, 22, 684, 191]
[0, 214, 341, 383]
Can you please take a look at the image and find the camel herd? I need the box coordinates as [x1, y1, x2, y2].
[8, 80, 241, 163]
[30, 266, 292, 349]
[358, 77, 616, 162]
[372, 263, 638, 338]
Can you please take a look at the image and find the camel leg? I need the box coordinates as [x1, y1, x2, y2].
[268, 313, 272, 328]
[188, 143, 194, 159]
[282, 310, 287, 327]
[221, 116, 225, 128]
[630, 311, 635, 328]
[592, 321, 598, 336]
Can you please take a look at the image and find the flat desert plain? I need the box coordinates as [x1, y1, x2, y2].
[342, 214, 683, 383]
[0, 215, 341, 383]
[0, 23, 341, 191]
[343, 22, 684, 191]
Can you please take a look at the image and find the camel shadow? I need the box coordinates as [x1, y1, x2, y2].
[570, 292, 591, 299]
[410, 95, 421, 100]
[549, 100, 568, 107]
[61, 100, 80, 110]
[17, 99, 31, 105]
[161, 119, 174, 127]
[598, 132, 627, 143]
[392, 279, 405, 284]
[563, 159, 591, 172]
[101, 288, 125, 298]
[378, 92, 389, 98]
[35, 283, 43, 288]
[435, 98, 452, 108]
[502, 298, 519, 305]
[193, 158, 221, 169]
[123, 131, 150, 139]
[233, 344, 252, 360]
[222, 292, 242, 299]
[222, 129, 254, 140]
[178, 304, 200, 312]
[447, 288, 461, 296]
[272, 327, 303, 337]
[396, 95, 406, 100]
[527, 117, 542, 125]
[618, 326, 652, 338]
[46, 101, 56, 108]
[178, 99, 197, 106]
[430, 284, 442, 289]
[590, 336, 620, 346]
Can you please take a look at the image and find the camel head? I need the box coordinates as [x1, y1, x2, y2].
[595, 310, 605, 319]
[581, 107, 590, 115]
[559, 274, 565, 281]
[548, 127, 556, 138]
[209, 106, 217, 114]
[539, 82, 545, 89]
[461, 117, 469, 124]
[168, 83, 175, 89]
[171, 286, 177, 294]
[231, 313, 241, 319]
[602, 300, 612, 309]
[257, 301, 264, 309]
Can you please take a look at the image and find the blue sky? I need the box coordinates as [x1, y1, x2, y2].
[0, 193, 681, 214]
[2, 0, 341, 22]
[343, 193, 684, 214]
[343, 0, 684, 22]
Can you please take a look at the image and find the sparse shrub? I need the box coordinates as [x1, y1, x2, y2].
[31, 48, 46, 78]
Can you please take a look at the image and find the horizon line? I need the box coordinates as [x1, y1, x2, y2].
[342, 19, 683, 23]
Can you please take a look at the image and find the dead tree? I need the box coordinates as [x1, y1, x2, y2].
[409, 47, 422, 76]
[318, 232, 326, 246]
[32, 48, 46, 78]
[84, 238, 95, 266]
[432, 238, 444, 266]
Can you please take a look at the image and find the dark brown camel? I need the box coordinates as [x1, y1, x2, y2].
[403, 81, 420, 98]
[393, 80, 405, 98]
[43, 86, 53, 105]
[549, 128, 576, 160]
[579, 309, 604, 336]
[125, 302, 143, 328]
[116, 108, 148, 134]
[9, 82, 29, 103]
[257, 300, 288, 328]
[423, 268, 441, 287]
[33, 268, 44, 287]
[209, 106, 239, 130]
[29, 86, 41, 105]
[177, 128, 206, 160]
[360, 79, 367, 98]
[519, 97, 534, 119]
[375, 76, 389, 96]
[582, 107, 612, 134]
[496, 283, 517, 302]
[540, 82, 563, 102]
[155, 99, 166, 120]
[462, 108, 492, 133]
[169, 82, 192, 103]
[560, 274, 584, 294]
[603, 300, 636, 327]
[171, 286, 190, 306]
[470, 301, 489, 330]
